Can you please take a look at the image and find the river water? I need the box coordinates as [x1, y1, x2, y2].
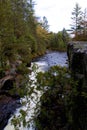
[33, 51, 67, 71]
[4, 51, 67, 130]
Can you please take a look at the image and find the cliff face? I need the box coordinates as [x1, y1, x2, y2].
[67, 41, 87, 86]
[67, 42, 87, 130]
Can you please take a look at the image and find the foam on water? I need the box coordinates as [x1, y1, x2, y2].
[4, 52, 67, 130]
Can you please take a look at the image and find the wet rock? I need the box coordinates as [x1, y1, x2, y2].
[0, 95, 21, 130]
[26, 62, 31, 67]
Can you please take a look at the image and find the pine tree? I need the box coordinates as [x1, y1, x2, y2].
[71, 3, 82, 39]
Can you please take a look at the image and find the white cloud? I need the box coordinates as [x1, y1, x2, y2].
[35, 0, 87, 32]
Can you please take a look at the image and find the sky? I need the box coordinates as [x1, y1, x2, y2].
[35, 0, 87, 33]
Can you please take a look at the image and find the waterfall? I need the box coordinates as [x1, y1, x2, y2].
[4, 51, 67, 130]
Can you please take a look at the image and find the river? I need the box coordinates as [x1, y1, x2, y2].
[33, 51, 67, 71]
[4, 51, 67, 130]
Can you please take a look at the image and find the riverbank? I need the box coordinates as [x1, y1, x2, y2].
[3, 51, 67, 130]
[0, 51, 67, 130]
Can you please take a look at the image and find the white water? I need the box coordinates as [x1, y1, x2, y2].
[4, 51, 67, 130]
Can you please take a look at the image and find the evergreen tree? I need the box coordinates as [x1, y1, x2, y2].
[80, 8, 87, 40]
[62, 28, 70, 44]
[41, 16, 49, 31]
[71, 3, 82, 39]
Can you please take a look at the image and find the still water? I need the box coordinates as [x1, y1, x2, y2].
[4, 51, 67, 130]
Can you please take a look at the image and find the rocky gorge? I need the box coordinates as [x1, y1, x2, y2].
[0, 43, 87, 130]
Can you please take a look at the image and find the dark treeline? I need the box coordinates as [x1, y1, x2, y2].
[49, 28, 70, 51]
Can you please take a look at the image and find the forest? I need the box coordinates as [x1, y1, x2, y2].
[0, 0, 70, 79]
[0, 1, 87, 130]
[0, 1, 87, 78]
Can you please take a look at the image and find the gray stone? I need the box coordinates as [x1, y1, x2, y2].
[67, 41, 87, 86]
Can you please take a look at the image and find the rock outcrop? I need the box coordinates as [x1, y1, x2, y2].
[67, 41, 87, 86]
[0, 72, 22, 130]
[0, 95, 21, 130]
[67, 41, 87, 130]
